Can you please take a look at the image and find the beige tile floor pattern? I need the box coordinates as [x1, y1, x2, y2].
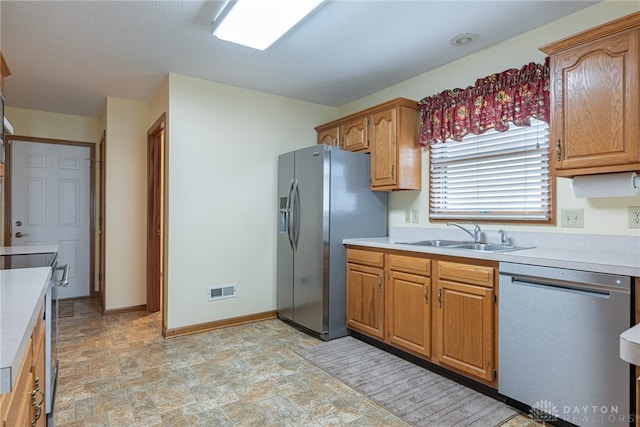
[54, 299, 542, 427]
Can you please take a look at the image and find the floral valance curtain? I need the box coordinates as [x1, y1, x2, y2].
[418, 57, 550, 146]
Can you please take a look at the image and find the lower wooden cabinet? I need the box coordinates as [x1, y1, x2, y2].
[31, 313, 46, 427]
[346, 249, 385, 340]
[387, 270, 431, 357]
[386, 253, 432, 358]
[435, 261, 496, 385]
[0, 303, 46, 427]
[345, 246, 498, 387]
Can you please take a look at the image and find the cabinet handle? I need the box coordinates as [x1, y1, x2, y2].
[378, 275, 383, 293]
[424, 285, 429, 305]
[31, 384, 44, 425]
[437, 288, 442, 308]
[555, 138, 562, 162]
[391, 164, 395, 179]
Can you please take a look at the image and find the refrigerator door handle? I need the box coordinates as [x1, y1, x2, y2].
[290, 179, 299, 251]
[286, 179, 295, 250]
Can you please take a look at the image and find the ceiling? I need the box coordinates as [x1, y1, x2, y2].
[1, 1, 598, 118]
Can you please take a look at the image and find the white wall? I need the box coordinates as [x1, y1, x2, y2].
[5, 107, 101, 142]
[103, 97, 148, 310]
[339, 1, 640, 237]
[165, 73, 337, 329]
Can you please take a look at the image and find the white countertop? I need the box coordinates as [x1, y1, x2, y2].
[0, 267, 51, 394]
[0, 245, 59, 256]
[621, 324, 640, 366]
[343, 237, 640, 277]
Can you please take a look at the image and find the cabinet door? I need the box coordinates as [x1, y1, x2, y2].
[31, 316, 46, 427]
[317, 126, 340, 148]
[387, 270, 431, 357]
[551, 30, 639, 172]
[340, 116, 369, 152]
[437, 279, 494, 382]
[346, 262, 384, 339]
[370, 108, 397, 188]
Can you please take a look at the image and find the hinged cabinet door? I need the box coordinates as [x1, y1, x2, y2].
[317, 126, 340, 148]
[387, 270, 431, 357]
[436, 280, 494, 382]
[550, 29, 640, 173]
[370, 108, 397, 188]
[340, 116, 369, 152]
[346, 262, 384, 339]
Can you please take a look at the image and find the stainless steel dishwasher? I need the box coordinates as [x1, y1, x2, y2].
[499, 262, 631, 427]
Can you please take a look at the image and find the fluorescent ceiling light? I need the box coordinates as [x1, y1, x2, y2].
[213, 0, 323, 50]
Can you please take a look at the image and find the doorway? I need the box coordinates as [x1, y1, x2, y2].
[4, 136, 96, 298]
[147, 114, 166, 321]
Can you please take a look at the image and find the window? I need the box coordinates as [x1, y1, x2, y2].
[429, 119, 551, 222]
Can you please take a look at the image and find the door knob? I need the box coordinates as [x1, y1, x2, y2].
[15, 231, 30, 238]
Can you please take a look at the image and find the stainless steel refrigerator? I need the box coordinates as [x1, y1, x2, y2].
[277, 145, 387, 340]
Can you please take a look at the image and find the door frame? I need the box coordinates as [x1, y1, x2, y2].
[3, 135, 97, 297]
[98, 131, 106, 313]
[146, 114, 166, 318]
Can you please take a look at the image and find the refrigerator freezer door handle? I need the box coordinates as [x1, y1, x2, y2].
[290, 180, 299, 251]
[286, 179, 295, 250]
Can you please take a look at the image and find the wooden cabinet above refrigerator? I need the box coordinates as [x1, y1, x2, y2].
[315, 98, 421, 191]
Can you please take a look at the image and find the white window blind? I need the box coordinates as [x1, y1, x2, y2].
[429, 119, 550, 221]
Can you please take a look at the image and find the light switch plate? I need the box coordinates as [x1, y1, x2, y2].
[560, 208, 584, 228]
[404, 209, 411, 223]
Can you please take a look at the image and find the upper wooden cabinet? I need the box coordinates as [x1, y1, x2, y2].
[317, 125, 340, 148]
[315, 98, 421, 191]
[340, 116, 369, 152]
[540, 12, 640, 177]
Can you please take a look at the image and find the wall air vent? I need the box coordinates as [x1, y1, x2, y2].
[208, 284, 237, 301]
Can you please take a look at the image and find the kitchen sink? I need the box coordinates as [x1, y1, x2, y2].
[453, 243, 531, 252]
[396, 240, 531, 253]
[397, 239, 468, 247]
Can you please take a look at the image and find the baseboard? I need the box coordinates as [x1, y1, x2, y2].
[103, 304, 147, 316]
[163, 310, 278, 338]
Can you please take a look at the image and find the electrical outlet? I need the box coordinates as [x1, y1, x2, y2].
[560, 208, 584, 228]
[404, 210, 411, 223]
[629, 206, 640, 229]
[411, 209, 420, 224]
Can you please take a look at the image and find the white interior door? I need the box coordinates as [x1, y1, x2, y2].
[11, 141, 91, 299]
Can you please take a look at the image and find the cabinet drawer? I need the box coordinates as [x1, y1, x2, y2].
[438, 261, 494, 288]
[346, 248, 384, 268]
[388, 253, 431, 276]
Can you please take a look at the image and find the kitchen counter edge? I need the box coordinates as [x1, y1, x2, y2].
[343, 237, 640, 277]
[0, 267, 52, 394]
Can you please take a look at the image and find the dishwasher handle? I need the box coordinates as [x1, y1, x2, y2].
[505, 274, 618, 297]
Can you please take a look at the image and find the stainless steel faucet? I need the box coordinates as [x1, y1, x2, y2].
[447, 222, 482, 243]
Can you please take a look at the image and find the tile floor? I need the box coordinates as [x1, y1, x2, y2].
[54, 299, 541, 427]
